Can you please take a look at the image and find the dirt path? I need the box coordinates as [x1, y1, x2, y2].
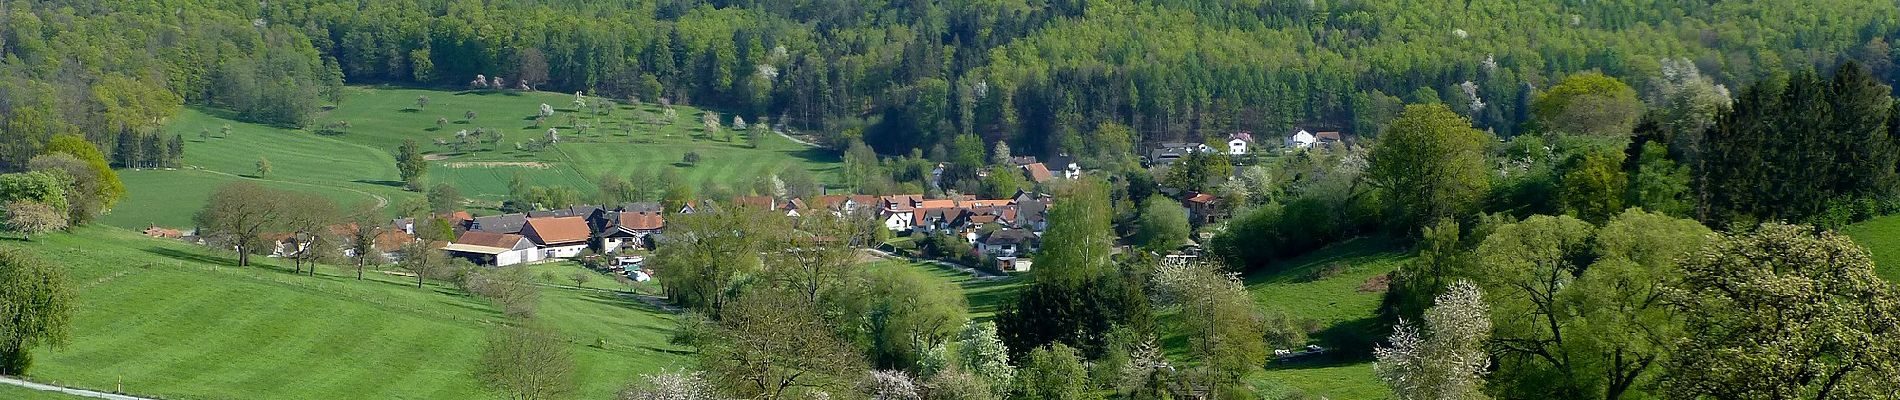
[774, 128, 820, 148]
[190, 167, 391, 210]
[0, 376, 156, 400]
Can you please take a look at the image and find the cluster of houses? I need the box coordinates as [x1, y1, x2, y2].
[368, 188, 1057, 273]
[1146, 129, 1345, 166]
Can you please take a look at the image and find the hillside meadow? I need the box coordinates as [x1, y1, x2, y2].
[113, 86, 843, 230]
[5, 226, 690, 399]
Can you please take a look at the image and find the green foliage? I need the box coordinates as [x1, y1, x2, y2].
[1368, 104, 1491, 234]
[1702, 63, 1898, 227]
[955, 321, 1015, 398]
[0, 248, 73, 375]
[426, 183, 462, 213]
[1016, 343, 1089, 400]
[1134, 196, 1190, 253]
[866, 266, 970, 371]
[1667, 223, 1900, 399]
[1630, 141, 1693, 217]
[1471, 210, 1713, 399]
[1557, 149, 1628, 224]
[1532, 72, 1644, 137]
[0, 171, 70, 218]
[40, 134, 124, 212]
[396, 139, 427, 191]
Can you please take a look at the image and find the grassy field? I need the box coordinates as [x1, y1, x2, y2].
[872, 259, 1025, 320]
[1240, 237, 1410, 400]
[5, 226, 689, 400]
[1842, 215, 1900, 282]
[0, 384, 94, 399]
[119, 86, 842, 229]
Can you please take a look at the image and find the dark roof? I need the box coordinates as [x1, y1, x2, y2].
[468, 213, 528, 234]
[527, 205, 602, 219]
[979, 229, 1037, 246]
[1008, 156, 1040, 166]
[617, 202, 663, 213]
[1315, 131, 1343, 142]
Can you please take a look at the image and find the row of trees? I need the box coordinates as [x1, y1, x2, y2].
[1378, 211, 1900, 399]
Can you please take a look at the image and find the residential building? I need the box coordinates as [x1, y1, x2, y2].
[1185, 192, 1224, 224]
[444, 231, 540, 266]
[596, 211, 665, 253]
[1022, 162, 1054, 183]
[975, 229, 1039, 257]
[1228, 132, 1253, 155]
[1285, 130, 1317, 149]
[521, 216, 592, 259]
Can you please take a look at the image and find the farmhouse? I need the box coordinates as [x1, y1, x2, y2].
[1023, 162, 1055, 183]
[1285, 130, 1317, 149]
[443, 231, 540, 267]
[596, 211, 665, 253]
[521, 216, 592, 259]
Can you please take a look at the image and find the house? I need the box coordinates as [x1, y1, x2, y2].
[996, 257, 1033, 273]
[879, 195, 925, 231]
[596, 211, 665, 253]
[731, 196, 777, 211]
[1007, 156, 1041, 166]
[780, 198, 809, 217]
[1315, 131, 1343, 146]
[443, 231, 540, 266]
[975, 229, 1039, 257]
[1022, 163, 1054, 183]
[395, 211, 474, 235]
[527, 205, 602, 219]
[1184, 193, 1223, 224]
[1285, 130, 1317, 149]
[466, 213, 529, 234]
[816, 195, 877, 215]
[521, 216, 592, 259]
[143, 225, 185, 239]
[1227, 132, 1253, 155]
[1047, 154, 1082, 179]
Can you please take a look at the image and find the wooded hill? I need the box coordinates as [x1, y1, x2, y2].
[3, 0, 1899, 169]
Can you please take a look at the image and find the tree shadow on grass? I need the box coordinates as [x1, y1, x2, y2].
[143, 246, 240, 267]
[352, 179, 406, 188]
[783, 147, 843, 164]
[398, 108, 421, 113]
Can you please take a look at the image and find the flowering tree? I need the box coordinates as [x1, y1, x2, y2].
[471, 74, 489, 89]
[617, 370, 727, 400]
[1375, 280, 1491, 400]
[538, 103, 555, 118]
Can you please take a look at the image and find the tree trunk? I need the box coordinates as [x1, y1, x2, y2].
[356, 260, 364, 280]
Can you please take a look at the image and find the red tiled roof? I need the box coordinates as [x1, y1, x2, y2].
[1186, 193, 1218, 204]
[1316, 131, 1343, 141]
[1023, 163, 1054, 183]
[143, 226, 184, 238]
[455, 231, 527, 248]
[617, 211, 665, 230]
[522, 216, 591, 245]
[732, 196, 775, 210]
[781, 198, 807, 210]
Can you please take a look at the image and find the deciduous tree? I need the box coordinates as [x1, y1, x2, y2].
[0, 249, 73, 375]
[1367, 104, 1491, 233]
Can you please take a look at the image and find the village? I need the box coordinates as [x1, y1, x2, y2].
[140, 128, 1346, 283]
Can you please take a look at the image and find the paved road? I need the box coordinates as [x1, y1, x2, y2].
[0, 377, 154, 400]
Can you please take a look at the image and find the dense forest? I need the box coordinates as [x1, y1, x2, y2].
[3, 0, 1899, 170]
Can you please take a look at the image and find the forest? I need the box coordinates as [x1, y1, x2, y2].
[3, 0, 1899, 170]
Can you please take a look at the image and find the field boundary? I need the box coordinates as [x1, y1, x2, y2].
[0, 376, 155, 400]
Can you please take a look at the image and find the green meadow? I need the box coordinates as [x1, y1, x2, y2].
[1241, 238, 1408, 399]
[117, 86, 842, 229]
[6, 227, 689, 400]
[1842, 215, 1900, 282]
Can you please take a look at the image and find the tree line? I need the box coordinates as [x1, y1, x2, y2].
[6, 0, 1899, 174]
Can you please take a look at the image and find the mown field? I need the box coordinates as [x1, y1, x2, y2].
[1842, 215, 1900, 282]
[1241, 238, 1408, 400]
[115, 86, 841, 229]
[874, 259, 1025, 320]
[6, 226, 689, 400]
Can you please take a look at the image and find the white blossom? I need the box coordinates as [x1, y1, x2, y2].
[1452, 28, 1468, 39]
[756, 64, 780, 81]
[1375, 280, 1492, 400]
[618, 369, 728, 400]
[1459, 81, 1486, 114]
[861, 370, 922, 400]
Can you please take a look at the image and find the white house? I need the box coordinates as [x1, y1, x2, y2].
[975, 229, 1039, 257]
[522, 216, 592, 259]
[444, 231, 541, 267]
[1285, 130, 1317, 149]
[1228, 132, 1253, 155]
